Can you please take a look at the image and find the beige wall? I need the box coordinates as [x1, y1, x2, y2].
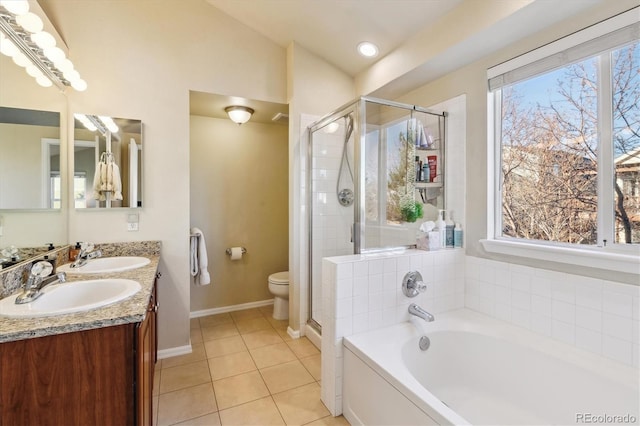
[393, 0, 639, 284]
[190, 115, 288, 310]
[43, 0, 287, 350]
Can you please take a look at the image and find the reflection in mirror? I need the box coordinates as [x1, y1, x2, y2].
[0, 106, 61, 209]
[74, 115, 142, 208]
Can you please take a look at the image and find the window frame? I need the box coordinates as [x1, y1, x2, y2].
[483, 9, 640, 274]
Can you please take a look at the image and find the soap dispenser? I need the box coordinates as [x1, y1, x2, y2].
[445, 211, 454, 248]
[69, 242, 81, 261]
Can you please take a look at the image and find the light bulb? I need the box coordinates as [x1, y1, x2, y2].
[12, 51, 31, 67]
[357, 41, 379, 58]
[35, 74, 52, 87]
[31, 31, 56, 49]
[71, 78, 87, 92]
[43, 46, 65, 64]
[0, 0, 29, 15]
[56, 58, 74, 73]
[16, 12, 44, 33]
[63, 69, 79, 82]
[26, 64, 42, 77]
[0, 38, 17, 57]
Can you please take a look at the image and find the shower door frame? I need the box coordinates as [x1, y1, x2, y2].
[306, 96, 446, 334]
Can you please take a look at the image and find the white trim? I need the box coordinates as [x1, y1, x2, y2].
[190, 299, 273, 318]
[304, 323, 321, 349]
[287, 326, 301, 339]
[488, 8, 639, 79]
[157, 343, 192, 360]
[480, 239, 640, 275]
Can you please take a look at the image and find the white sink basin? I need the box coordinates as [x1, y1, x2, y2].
[57, 256, 150, 274]
[0, 278, 141, 318]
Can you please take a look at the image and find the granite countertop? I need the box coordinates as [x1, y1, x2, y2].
[0, 255, 160, 343]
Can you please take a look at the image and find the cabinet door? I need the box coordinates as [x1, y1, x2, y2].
[136, 305, 153, 426]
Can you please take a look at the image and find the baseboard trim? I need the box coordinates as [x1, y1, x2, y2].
[190, 299, 274, 318]
[287, 326, 301, 339]
[157, 343, 192, 360]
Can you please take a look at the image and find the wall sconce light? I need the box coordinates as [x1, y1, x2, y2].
[225, 105, 254, 125]
[0, 0, 87, 91]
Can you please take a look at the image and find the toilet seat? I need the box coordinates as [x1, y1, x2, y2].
[268, 271, 289, 285]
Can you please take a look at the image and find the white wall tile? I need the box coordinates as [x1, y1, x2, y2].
[531, 278, 552, 298]
[575, 281, 603, 310]
[383, 258, 396, 273]
[512, 290, 531, 311]
[336, 262, 353, 279]
[353, 261, 368, 277]
[511, 307, 531, 330]
[575, 326, 602, 355]
[336, 278, 353, 300]
[603, 290, 633, 318]
[552, 319, 575, 345]
[602, 313, 633, 342]
[368, 274, 383, 294]
[602, 334, 633, 365]
[575, 306, 602, 332]
[551, 280, 575, 304]
[495, 303, 511, 322]
[510, 272, 531, 293]
[552, 300, 575, 324]
[531, 314, 552, 337]
[531, 295, 552, 316]
[353, 276, 368, 297]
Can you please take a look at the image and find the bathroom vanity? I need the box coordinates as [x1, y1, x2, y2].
[0, 242, 160, 426]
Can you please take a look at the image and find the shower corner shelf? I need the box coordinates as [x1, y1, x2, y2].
[415, 147, 438, 152]
[415, 182, 443, 188]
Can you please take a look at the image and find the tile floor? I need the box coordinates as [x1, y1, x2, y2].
[154, 305, 350, 426]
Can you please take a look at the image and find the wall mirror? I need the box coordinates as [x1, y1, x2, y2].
[73, 115, 142, 209]
[0, 106, 61, 210]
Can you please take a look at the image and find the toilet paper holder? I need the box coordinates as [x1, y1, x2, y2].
[225, 247, 247, 256]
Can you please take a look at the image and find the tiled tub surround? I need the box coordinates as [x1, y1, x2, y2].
[321, 249, 639, 417]
[465, 256, 640, 368]
[321, 248, 465, 415]
[0, 241, 161, 343]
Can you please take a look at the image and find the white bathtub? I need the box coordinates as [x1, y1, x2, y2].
[343, 309, 639, 425]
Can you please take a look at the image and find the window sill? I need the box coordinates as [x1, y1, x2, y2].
[480, 239, 640, 275]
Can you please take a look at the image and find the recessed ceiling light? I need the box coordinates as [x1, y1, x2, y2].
[357, 41, 378, 58]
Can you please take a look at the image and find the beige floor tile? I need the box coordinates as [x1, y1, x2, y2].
[259, 304, 274, 316]
[235, 317, 273, 334]
[260, 360, 315, 394]
[250, 342, 297, 369]
[199, 313, 233, 328]
[204, 335, 247, 358]
[267, 316, 289, 330]
[272, 383, 329, 426]
[157, 383, 217, 426]
[213, 370, 270, 410]
[230, 307, 264, 322]
[159, 360, 212, 394]
[276, 327, 294, 342]
[161, 343, 207, 369]
[304, 415, 351, 425]
[219, 396, 285, 426]
[299, 354, 321, 381]
[286, 337, 320, 358]
[202, 323, 239, 341]
[153, 396, 159, 426]
[190, 318, 201, 329]
[209, 351, 256, 380]
[174, 412, 222, 426]
[242, 329, 284, 350]
[191, 328, 203, 344]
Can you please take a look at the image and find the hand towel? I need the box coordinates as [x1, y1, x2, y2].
[92, 162, 103, 201]
[190, 227, 211, 285]
[129, 139, 138, 207]
[111, 162, 123, 201]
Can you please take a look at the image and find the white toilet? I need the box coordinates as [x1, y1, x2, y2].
[268, 271, 289, 320]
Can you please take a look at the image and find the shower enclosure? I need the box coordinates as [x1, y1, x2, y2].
[307, 97, 447, 332]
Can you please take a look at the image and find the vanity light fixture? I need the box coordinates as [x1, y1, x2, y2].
[74, 114, 118, 135]
[0, 0, 87, 91]
[357, 41, 379, 58]
[225, 105, 254, 125]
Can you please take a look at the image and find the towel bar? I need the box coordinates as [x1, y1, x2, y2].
[225, 247, 247, 255]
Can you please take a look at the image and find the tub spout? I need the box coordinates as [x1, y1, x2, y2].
[408, 303, 434, 322]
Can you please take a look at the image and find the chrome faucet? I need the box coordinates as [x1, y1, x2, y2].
[71, 243, 102, 268]
[408, 303, 434, 322]
[15, 261, 67, 304]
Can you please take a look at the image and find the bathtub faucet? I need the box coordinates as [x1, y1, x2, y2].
[408, 303, 434, 322]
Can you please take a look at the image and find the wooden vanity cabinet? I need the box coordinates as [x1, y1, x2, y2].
[0, 281, 157, 426]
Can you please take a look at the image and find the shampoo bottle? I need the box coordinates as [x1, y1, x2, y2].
[436, 210, 446, 248]
[454, 223, 463, 248]
[445, 211, 454, 248]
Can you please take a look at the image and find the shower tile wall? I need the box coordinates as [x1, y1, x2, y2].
[465, 256, 640, 368]
[320, 249, 465, 415]
[311, 125, 354, 325]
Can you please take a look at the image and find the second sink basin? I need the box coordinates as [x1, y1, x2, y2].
[58, 256, 150, 274]
[0, 278, 141, 318]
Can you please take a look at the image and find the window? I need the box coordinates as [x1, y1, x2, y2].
[489, 13, 639, 255]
